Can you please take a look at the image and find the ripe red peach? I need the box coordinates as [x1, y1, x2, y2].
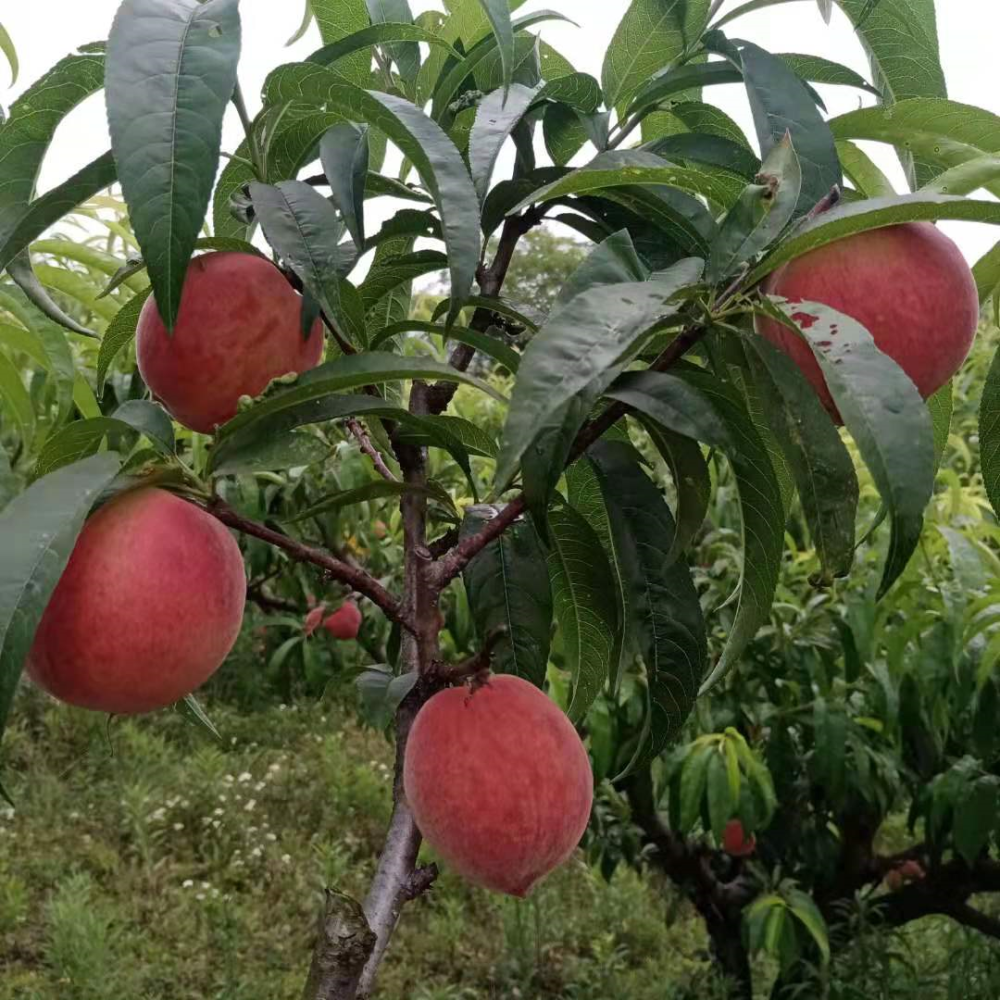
[323, 602, 362, 640]
[403, 674, 594, 897]
[27, 488, 246, 713]
[136, 252, 324, 433]
[755, 223, 979, 421]
[723, 819, 756, 857]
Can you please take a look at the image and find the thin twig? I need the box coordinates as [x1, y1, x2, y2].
[430, 626, 509, 683]
[208, 499, 410, 632]
[348, 418, 398, 482]
[425, 208, 544, 416]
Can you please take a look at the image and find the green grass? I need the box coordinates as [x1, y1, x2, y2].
[4, 653, 1000, 1000]
[1, 676, 723, 1000]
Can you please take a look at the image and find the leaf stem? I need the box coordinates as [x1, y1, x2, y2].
[231, 82, 264, 180]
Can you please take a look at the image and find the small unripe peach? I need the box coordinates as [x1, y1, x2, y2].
[136, 252, 324, 433]
[27, 488, 246, 713]
[404, 674, 593, 897]
[755, 223, 978, 422]
[323, 602, 362, 640]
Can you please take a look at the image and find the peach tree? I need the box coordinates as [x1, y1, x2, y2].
[1, 1, 1000, 998]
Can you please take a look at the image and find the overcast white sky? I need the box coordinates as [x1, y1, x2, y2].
[4, 0, 1000, 264]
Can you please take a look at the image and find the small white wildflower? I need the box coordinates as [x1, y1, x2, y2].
[265, 833, 277, 842]
[244, 799, 256, 812]
[251, 847, 262, 858]
[195, 893, 205, 901]
[218, 795, 228, 804]
[223, 774, 235, 784]
[182, 879, 194, 889]
[237, 772, 252, 784]
[213, 808, 224, 817]
[230, 737, 238, 745]
[281, 854, 291, 864]
[254, 781, 265, 792]
[201, 881, 210, 890]
[69, 811, 80, 820]
[233, 859, 245, 868]
[248, 826, 258, 834]
[173, 823, 184, 832]
[278, 705, 287, 711]
[212, 820, 221, 830]
[268, 763, 280, 774]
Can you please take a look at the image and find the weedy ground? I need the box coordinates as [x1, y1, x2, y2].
[0, 641, 996, 1000]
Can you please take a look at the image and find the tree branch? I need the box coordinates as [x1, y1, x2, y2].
[348, 418, 398, 482]
[302, 890, 376, 1000]
[208, 499, 410, 632]
[949, 903, 1000, 940]
[425, 208, 543, 416]
[430, 625, 508, 683]
[428, 497, 525, 589]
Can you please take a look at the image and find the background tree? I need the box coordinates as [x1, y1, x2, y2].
[2, 2, 1000, 999]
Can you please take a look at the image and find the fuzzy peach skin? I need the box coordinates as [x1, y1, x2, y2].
[136, 252, 324, 433]
[27, 488, 246, 713]
[755, 222, 979, 421]
[324, 602, 362, 640]
[403, 674, 594, 897]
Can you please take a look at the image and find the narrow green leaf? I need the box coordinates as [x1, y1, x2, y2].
[0, 352, 32, 440]
[836, 140, 896, 198]
[0, 152, 116, 273]
[712, 0, 808, 30]
[497, 259, 704, 489]
[0, 454, 122, 750]
[566, 459, 632, 698]
[830, 98, 1000, 195]
[265, 64, 481, 324]
[590, 441, 707, 757]
[520, 231, 649, 529]
[708, 133, 801, 284]
[679, 369, 784, 693]
[308, 22, 456, 72]
[286, 480, 456, 523]
[428, 9, 572, 119]
[547, 504, 619, 722]
[462, 504, 553, 686]
[954, 779, 998, 866]
[707, 749, 733, 840]
[981, 346, 1000, 522]
[320, 124, 370, 249]
[178, 694, 223, 742]
[928, 382, 953, 472]
[369, 319, 520, 372]
[679, 744, 714, 834]
[746, 336, 858, 580]
[835, 0, 946, 185]
[642, 133, 761, 181]
[475, 0, 515, 95]
[112, 401, 175, 456]
[0, 49, 105, 243]
[249, 180, 353, 334]
[816, 0, 833, 23]
[106, 0, 242, 331]
[602, 0, 711, 111]
[0, 22, 18, 85]
[285, 1, 315, 46]
[642, 420, 711, 565]
[365, 1, 421, 85]
[605, 370, 731, 449]
[786, 889, 830, 964]
[778, 53, 880, 96]
[470, 83, 541, 203]
[358, 250, 447, 308]
[96, 287, 152, 395]
[765, 299, 934, 598]
[734, 39, 842, 215]
[310, 0, 372, 86]
[509, 150, 744, 216]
